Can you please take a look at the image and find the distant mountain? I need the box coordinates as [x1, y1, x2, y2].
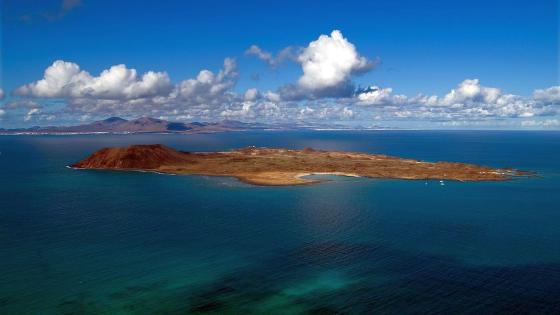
[0, 117, 272, 134]
[0, 116, 395, 135]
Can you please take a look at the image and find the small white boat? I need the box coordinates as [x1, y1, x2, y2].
[440, 180, 445, 186]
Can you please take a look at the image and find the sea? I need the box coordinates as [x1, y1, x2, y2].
[1, 130, 559, 314]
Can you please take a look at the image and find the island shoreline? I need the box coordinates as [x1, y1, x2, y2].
[70, 144, 532, 186]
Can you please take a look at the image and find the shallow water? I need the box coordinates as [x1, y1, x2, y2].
[1, 131, 559, 314]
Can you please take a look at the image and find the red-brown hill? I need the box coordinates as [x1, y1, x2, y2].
[72, 144, 189, 169]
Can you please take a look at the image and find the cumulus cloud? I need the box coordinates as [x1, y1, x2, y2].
[440, 79, 501, 105]
[174, 58, 238, 106]
[242, 30, 557, 127]
[297, 30, 375, 91]
[8, 58, 244, 123]
[243, 32, 556, 128]
[0, 109, 5, 119]
[249, 30, 377, 101]
[0, 89, 4, 100]
[354, 79, 559, 121]
[264, 91, 281, 102]
[7, 43, 559, 128]
[15, 60, 173, 100]
[357, 86, 407, 106]
[244, 88, 260, 101]
[357, 79, 506, 108]
[59, 58, 239, 122]
[533, 86, 560, 103]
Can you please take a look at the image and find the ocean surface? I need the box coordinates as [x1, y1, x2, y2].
[1, 131, 559, 314]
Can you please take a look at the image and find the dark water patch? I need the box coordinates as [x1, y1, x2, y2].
[288, 242, 383, 268]
[186, 285, 236, 313]
[421, 221, 478, 241]
[309, 306, 344, 315]
[57, 294, 102, 315]
[179, 241, 560, 314]
[196, 285, 236, 300]
[108, 281, 167, 300]
[189, 301, 226, 313]
[0, 296, 19, 307]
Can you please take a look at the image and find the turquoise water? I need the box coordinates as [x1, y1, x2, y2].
[1, 131, 559, 314]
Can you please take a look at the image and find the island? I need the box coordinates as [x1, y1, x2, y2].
[71, 144, 528, 186]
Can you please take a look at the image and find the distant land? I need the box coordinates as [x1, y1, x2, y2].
[0, 117, 392, 135]
[71, 144, 529, 186]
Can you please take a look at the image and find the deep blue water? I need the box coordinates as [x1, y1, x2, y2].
[1, 131, 559, 314]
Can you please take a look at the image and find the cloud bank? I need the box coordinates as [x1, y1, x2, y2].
[4, 30, 559, 128]
[15, 60, 173, 100]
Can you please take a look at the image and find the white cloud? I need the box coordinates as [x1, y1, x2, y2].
[0, 88, 4, 100]
[259, 30, 377, 101]
[441, 79, 501, 105]
[299, 106, 315, 118]
[219, 99, 284, 120]
[265, 91, 281, 102]
[246, 45, 272, 63]
[521, 119, 560, 127]
[341, 107, 354, 118]
[297, 30, 374, 91]
[220, 102, 253, 119]
[244, 88, 259, 101]
[24, 108, 41, 122]
[11, 58, 240, 121]
[0, 109, 5, 118]
[357, 86, 406, 106]
[15, 60, 173, 100]
[533, 86, 560, 103]
[292, 103, 363, 121]
[358, 79, 511, 109]
[354, 79, 559, 121]
[174, 58, 238, 105]
[8, 52, 558, 127]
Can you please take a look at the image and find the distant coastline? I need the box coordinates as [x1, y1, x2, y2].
[0, 116, 395, 136]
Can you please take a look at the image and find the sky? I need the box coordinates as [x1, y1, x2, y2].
[0, 0, 559, 129]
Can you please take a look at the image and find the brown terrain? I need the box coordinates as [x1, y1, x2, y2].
[71, 144, 527, 186]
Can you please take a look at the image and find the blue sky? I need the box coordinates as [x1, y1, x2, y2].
[1, 0, 558, 129]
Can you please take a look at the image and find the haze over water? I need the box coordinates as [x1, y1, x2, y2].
[1, 131, 559, 314]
